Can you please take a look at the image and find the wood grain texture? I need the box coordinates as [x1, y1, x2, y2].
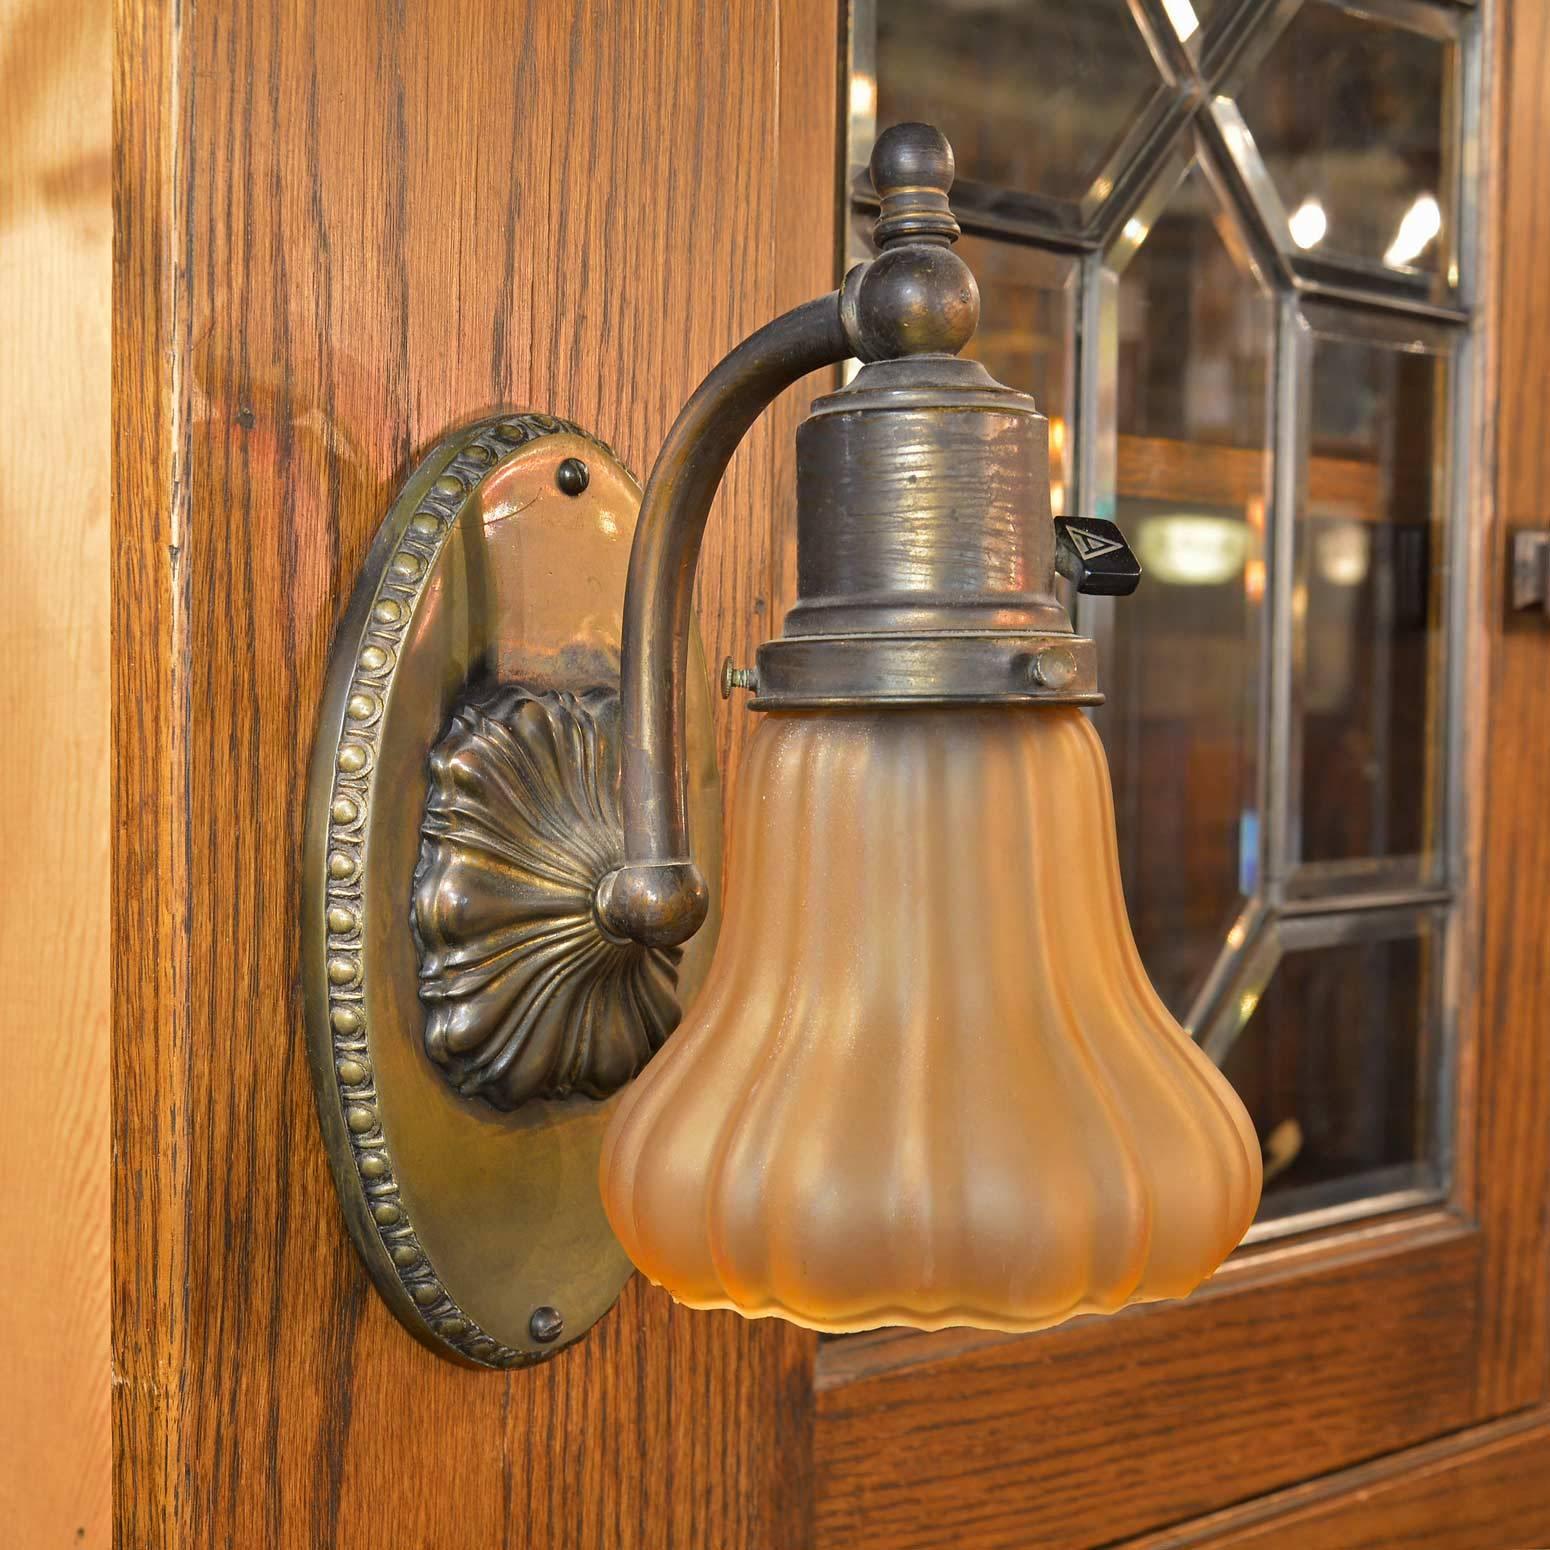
[112, 0, 835, 1544]
[112, 3, 186, 1543]
[0, 0, 112, 1543]
[814, 1221, 1480, 1550]
[1474, 0, 1550, 1416]
[1123, 1411, 1550, 1549]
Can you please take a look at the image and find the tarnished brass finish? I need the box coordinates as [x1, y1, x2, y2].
[412, 684, 684, 1111]
[752, 352, 1101, 707]
[303, 414, 722, 1367]
[304, 121, 1133, 1371]
[597, 122, 1121, 951]
[786, 360, 1066, 640]
[594, 292, 853, 950]
[750, 632, 1101, 710]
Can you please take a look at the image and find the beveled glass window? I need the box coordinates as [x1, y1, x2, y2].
[848, 0, 1479, 1230]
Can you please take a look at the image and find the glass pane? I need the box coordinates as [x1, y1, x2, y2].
[1238, 1, 1453, 278]
[1294, 331, 1446, 883]
[1102, 164, 1272, 1019]
[1161, 0, 1223, 40]
[875, 0, 1163, 210]
[1219, 920, 1440, 1216]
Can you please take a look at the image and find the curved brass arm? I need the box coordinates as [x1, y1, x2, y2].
[595, 289, 854, 948]
[596, 122, 994, 950]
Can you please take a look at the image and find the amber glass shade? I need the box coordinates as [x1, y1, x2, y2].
[599, 706, 1262, 1333]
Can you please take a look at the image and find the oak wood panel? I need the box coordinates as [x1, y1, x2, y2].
[0, 0, 111, 1544]
[1124, 1411, 1550, 1549]
[111, 0, 184, 1543]
[112, 1, 834, 1544]
[814, 1222, 1480, 1550]
[1474, 0, 1550, 1417]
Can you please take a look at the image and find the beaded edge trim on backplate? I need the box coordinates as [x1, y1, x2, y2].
[318, 412, 617, 1369]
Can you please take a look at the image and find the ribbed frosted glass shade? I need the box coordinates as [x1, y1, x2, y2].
[599, 706, 1262, 1333]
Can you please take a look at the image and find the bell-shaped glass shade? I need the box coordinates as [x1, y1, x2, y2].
[599, 706, 1262, 1334]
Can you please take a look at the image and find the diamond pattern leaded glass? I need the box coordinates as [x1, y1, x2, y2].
[851, 0, 1474, 1229]
[1101, 160, 1272, 1021]
[1236, 1, 1455, 283]
[875, 0, 1171, 228]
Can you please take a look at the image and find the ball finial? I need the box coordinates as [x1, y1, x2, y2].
[848, 122, 977, 360]
[869, 123, 960, 249]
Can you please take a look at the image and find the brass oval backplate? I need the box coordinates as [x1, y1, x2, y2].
[303, 414, 722, 1368]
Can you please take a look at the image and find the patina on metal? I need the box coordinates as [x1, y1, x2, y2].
[752, 355, 1102, 708]
[595, 121, 1139, 950]
[591, 289, 853, 951]
[411, 684, 684, 1111]
[305, 122, 1143, 1371]
[303, 414, 722, 1368]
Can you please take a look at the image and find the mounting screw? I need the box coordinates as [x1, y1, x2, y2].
[555, 458, 590, 496]
[1030, 645, 1077, 691]
[720, 657, 759, 699]
[529, 1305, 565, 1344]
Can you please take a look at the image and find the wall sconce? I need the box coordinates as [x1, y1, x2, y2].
[304, 124, 1261, 1368]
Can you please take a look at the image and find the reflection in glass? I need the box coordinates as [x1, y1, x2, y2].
[1159, 0, 1206, 46]
[876, 0, 1162, 215]
[1239, 1, 1452, 276]
[1288, 196, 1328, 251]
[1220, 921, 1439, 1214]
[1296, 333, 1445, 881]
[1103, 165, 1272, 1020]
[1136, 513, 1248, 586]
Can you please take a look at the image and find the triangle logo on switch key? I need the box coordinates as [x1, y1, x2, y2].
[1068, 526, 1125, 561]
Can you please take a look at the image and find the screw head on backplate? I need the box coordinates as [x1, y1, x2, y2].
[529, 1305, 565, 1343]
[555, 458, 590, 496]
